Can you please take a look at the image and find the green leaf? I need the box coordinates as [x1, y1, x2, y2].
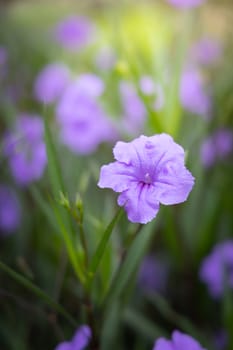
[0, 260, 77, 328]
[43, 115, 65, 195]
[104, 220, 157, 304]
[146, 292, 211, 348]
[88, 207, 124, 282]
[124, 308, 168, 341]
[100, 300, 121, 350]
[43, 116, 85, 284]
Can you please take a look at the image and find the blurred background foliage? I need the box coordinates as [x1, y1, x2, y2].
[0, 0, 233, 350]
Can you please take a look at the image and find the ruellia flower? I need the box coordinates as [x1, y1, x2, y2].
[0, 185, 21, 235]
[200, 129, 233, 168]
[98, 134, 195, 224]
[56, 78, 116, 154]
[153, 330, 206, 350]
[191, 37, 222, 66]
[180, 68, 211, 118]
[119, 81, 146, 136]
[139, 75, 165, 111]
[4, 115, 47, 186]
[55, 325, 91, 350]
[53, 15, 95, 51]
[0, 46, 8, 66]
[199, 240, 233, 298]
[138, 255, 168, 293]
[34, 63, 70, 104]
[166, 0, 205, 8]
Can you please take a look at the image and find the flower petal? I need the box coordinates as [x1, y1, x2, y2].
[154, 165, 195, 205]
[54, 341, 71, 350]
[72, 325, 91, 350]
[172, 330, 206, 350]
[152, 338, 174, 350]
[98, 162, 136, 192]
[117, 182, 159, 224]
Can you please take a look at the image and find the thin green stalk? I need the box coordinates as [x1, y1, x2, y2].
[86, 207, 124, 291]
[52, 204, 86, 284]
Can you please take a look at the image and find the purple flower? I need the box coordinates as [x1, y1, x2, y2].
[214, 330, 228, 350]
[0, 46, 8, 81]
[0, 185, 20, 235]
[200, 129, 233, 168]
[98, 134, 194, 224]
[95, 47, 117, 71]
[191, 38, 222, 66]
[56, 79, 116, 154]
[53, 16, 95, 51]
[199, 240, 233, 298]
[0, 46, 8, 66]
[153, 330, 206, 350]
[55, 325, 91, 350]
[72, 74, 105, 98]
[138, 255, 168, 293]
[4, 115, 47, 186]
[119, 81, 146, 135]
[180, 68, 211, 118]
[34, 63, 70, 104]
[166, 0, 205, 8]
[139, 76, 165, 111]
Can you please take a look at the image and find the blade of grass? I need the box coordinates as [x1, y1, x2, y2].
[146, 292, 211, 348]
[43, 116, 85, 283]
[124, 308, 168, 341]
[104, 220, 157, 305]
[0, 260, 77, 328]
[87, 207, 124, 287]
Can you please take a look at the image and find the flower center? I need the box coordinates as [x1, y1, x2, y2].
[144, 172, 152, 184]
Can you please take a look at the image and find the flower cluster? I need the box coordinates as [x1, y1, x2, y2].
[200, 240, 233, 298]
[201, 129, 233, 168]
[180, 68, 211, 118]
[98, 134, 194, 224]
[138, 255, 168, 293]
[4, 115, 47, 186]
[166, 0, 205, 9]
[53, 16, 95, 51]
[119, 81, 146, 136]
[34, 63, 70, 104]
[153, 330, 206, 350]
[55, 325, 91, 350]
[0, 185, 20, 235]
[56, 74, 116, 154]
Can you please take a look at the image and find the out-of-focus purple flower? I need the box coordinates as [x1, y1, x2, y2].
[56, 79, 116, 154]
[95, 47, 117, 71]
[0, 46, 8, 81]
[139, 75, 165, 111]
[166, 0, 205, 8]
[199, 240, 233, 298]
[34, 63, 70, 104]
[53, 16, 95, 51]
[191, 38, 222, 66]
[153, 330, 206, 350]
[0, 185, 20, 235]
[138, 255, 168, 293]
[180, 68, 211, 118]
[4, 115, 47, 186]
[55, 325, 91, 350]
[98, 134, 194, 224]
[201, 129, 233, 168]
[73, 74, 105, 98]
[120, 81, 146, 135]
[214, 330, 228, 350]
[0, 46, 8, 66]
